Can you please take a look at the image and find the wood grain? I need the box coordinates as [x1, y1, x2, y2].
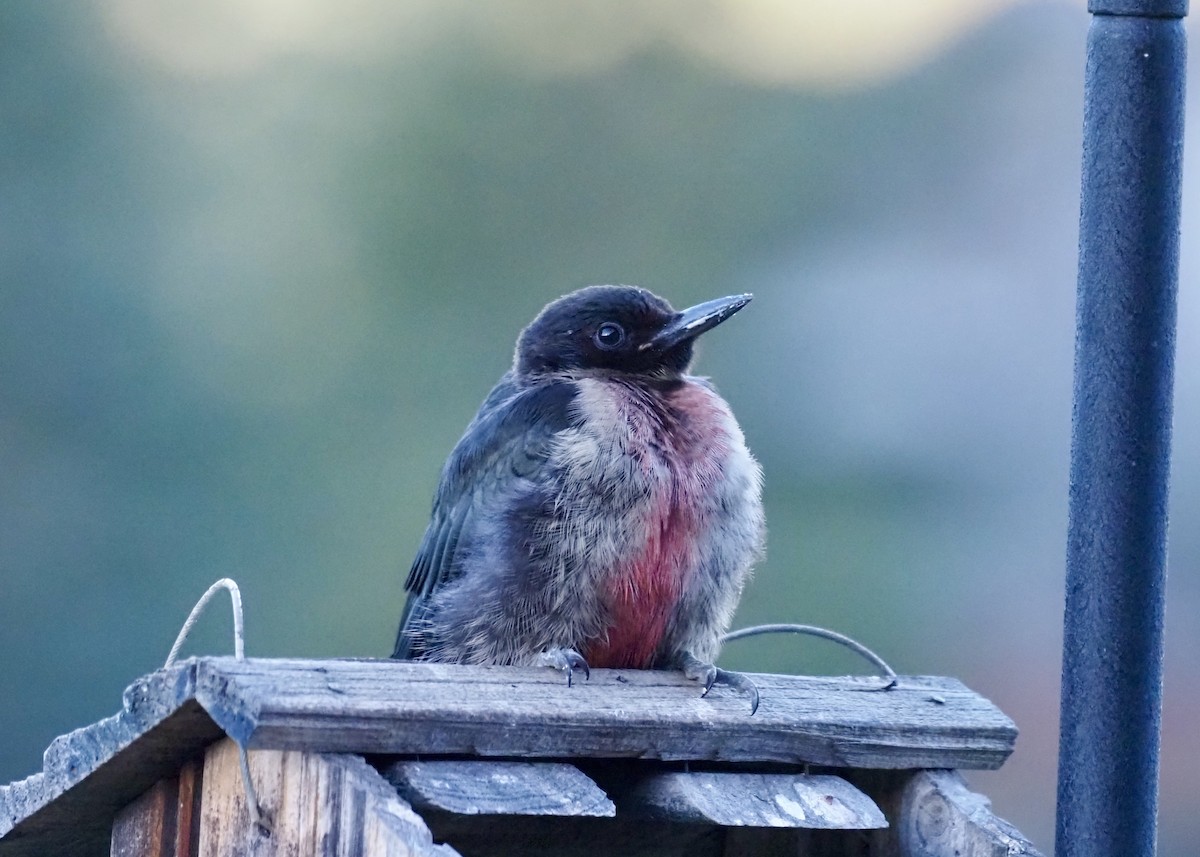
[184, 658, 1016, 770]
[383, 760, 615, 817]
[110, 776, 178, 857]
[618, 771, 886, 829]
[109, 759, 202, 857]
[0, 656, 1020, 857]
[892, 769, 1044, 856]
[175, 760, 202, 857]
[0, 698, 221, 857]
[197, 738, 456, 857]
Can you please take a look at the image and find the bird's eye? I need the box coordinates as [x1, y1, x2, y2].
[594, 322, 625, 350]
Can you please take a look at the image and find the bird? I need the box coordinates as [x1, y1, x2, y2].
[392, 285, 765, 711]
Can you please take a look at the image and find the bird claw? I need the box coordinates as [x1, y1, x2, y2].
[537, 647, 590, 687]
[681, 653, 760, 715]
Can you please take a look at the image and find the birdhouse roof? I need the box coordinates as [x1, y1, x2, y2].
[0, 658, 1018, 857]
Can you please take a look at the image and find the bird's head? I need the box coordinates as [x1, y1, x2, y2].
[514, 285, 752, 378]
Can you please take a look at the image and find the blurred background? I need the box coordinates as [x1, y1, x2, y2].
[2, 0, 1198, 852]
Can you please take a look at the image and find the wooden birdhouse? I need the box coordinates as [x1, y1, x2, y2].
[0, 657, 1041, 856]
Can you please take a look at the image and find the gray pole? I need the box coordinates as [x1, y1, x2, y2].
[1057, 2, 1186, 856]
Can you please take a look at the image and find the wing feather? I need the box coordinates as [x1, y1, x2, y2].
[392, 375, 576, 659]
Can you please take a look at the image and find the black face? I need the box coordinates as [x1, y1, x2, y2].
[514, 285, 752, 378]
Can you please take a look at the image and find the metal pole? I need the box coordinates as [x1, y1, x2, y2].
[1058, 1, 1186, 855]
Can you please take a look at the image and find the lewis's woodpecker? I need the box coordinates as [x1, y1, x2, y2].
[393, 285, 765, 710]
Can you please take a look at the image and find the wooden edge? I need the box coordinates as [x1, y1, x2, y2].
[0, 775, 44, 841]
[110, 758, 203, 857]
[174, 760, 202, 857]
[0, 658, 1021, 855]
[110, 775, 177, 857]
[382, 760, 615, 818]
[0, 664, 198, 842]
[193, 658, 1017, 770]
[0, 700, 223, 857]
[616, 770, 888, 829]
[892, 770, 1045, 857]
[199, 738, 459, 857]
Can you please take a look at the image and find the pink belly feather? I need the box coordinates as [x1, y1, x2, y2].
[583, 381, 731, 669]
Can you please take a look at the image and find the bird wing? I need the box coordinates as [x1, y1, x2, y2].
[392, 374, 577, 659]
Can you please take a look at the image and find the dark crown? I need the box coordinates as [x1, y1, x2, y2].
[515, 285, 690, 376]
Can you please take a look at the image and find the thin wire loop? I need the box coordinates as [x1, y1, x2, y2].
[163, 578, 268, 832]
[164, 578, 245, 668]
[722, 622, 898, 688]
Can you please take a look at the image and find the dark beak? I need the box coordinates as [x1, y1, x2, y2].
[640, 293, 753, 352]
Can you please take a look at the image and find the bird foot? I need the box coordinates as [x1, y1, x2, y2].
[537, 647, 590, 687]
[680, 652, 760, 715]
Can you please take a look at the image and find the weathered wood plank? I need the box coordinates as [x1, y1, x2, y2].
[617, 771, 886, 829]
[0, 694, 222, 857]
[0, 657, 1019, 857]
[0, 775, 46, 846]
[198, 738, 457, 857]
[383, 760, 615, 817]
[110, 776, 178, 857]
[175, 760, 202, 857]
[185, 658, 1016, 770]
[892, 770, 1044, 857]
[109, 759, 201, 857]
